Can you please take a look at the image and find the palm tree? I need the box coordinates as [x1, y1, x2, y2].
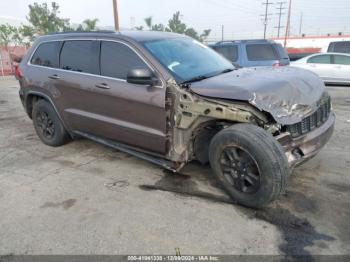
[83, 18, 99, 31]
[144, 17, 153, 30]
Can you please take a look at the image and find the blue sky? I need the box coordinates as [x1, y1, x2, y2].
[1, 0, 350, 40]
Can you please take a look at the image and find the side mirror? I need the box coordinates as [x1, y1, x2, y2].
[127, 68, 158, 86]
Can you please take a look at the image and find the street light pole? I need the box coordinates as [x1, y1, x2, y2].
[113, 0, 119, 31]
[284, 0, 292, 47]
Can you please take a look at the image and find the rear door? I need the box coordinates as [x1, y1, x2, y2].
[55, 39, 101, 133]
[331, 54, 350, 83]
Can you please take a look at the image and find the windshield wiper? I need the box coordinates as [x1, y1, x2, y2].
[220, 68, 235, 74]
[181, 75, 211, 85]
[181, 68, 235, 86]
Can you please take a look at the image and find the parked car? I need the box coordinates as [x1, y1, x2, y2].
[209, 39, 290, 67]
[16, 31, 334, 208]
[291, 52, 350, 85]
[327, 41, 350, 54]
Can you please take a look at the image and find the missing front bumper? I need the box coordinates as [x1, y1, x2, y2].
[276, 112, 335, 168]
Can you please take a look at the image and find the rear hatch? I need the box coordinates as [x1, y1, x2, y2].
[245, 43, 290, 67]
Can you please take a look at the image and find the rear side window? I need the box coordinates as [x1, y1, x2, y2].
[213, 45, 238, 62]
[332, 42, 350, 53]
[100, 41, 148, 79]
[246, 44, 279, 61]
[333, 55, 350, 65]
[308, 55, 331, 64]
[60, 40, 99, 74]
[31, 42, 61, 68]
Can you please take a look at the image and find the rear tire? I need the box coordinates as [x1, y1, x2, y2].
[209, 124, 289, 208]
[32, 99, 70, 147]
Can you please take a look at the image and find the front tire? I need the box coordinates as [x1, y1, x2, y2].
[209, 124, 289, 208]
[32, 99, 70, 147]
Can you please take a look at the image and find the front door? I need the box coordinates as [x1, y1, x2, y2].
[89, 40, 167, 154]
[57, 39, 167, 154]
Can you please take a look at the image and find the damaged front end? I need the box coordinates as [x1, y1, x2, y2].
[164, 79, 277, 169]
[165, 66, 335, 170]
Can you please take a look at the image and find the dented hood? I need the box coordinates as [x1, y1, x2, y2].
[189, 66, 325, 125]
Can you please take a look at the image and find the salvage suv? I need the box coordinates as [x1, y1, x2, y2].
[16, 31, 335, 208]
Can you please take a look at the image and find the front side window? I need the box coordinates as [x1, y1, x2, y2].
[333, 55, 350, 65]
[31, 41, 61, 68]
[142, 38, 234, 83]
[100, 41, 148, 79]
[213, 45, 238, 62]
[246, 44, 279, 61]
[60, 40, 99, 74]
[308, 55, 331, 64]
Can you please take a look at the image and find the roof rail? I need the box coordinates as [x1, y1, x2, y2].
[47, 30, 117, 35]
[215, 39, 271, 45]
[215, 40, 235, 45]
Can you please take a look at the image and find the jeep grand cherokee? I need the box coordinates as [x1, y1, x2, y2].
[16, 31, 335, 208]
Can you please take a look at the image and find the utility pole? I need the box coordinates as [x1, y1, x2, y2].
[299, 12, 303, 35]
[112, 0, 119, 31]
[284, 0, 292, 47]
[275, 2, 286, 38]
[261, 0, 274, 39]
[221, 25, 224, 41]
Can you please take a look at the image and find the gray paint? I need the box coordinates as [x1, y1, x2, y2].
[190, 66, 325, 125]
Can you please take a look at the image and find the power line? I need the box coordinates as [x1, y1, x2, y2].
[261, 0, 274, 39]
[275, 2, 286, 38]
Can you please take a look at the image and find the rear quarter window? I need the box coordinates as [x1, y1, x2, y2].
[30, 41, 61, 68]
[213, 45, 238, 62]
[246, 44, 279, 61]
[60, 40, 99, 74]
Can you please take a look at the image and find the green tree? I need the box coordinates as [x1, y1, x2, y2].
[19, 25, 36, 46]
[135, 25, 144, 30]
[144, 16, 153, 30]
[136, 11, 211, 42]
[167, 12, 186, 34]
[26, 2, 70, 35]
[82, 18, 99, 31]
[0, 24, 16, 48]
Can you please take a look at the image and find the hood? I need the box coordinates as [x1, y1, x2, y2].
[189, 66, 325, 125]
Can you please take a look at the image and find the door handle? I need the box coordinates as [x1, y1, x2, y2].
[49, 74, 60, 80]
[95, 83, 110, 89]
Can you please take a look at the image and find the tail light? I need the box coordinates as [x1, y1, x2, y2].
[272, 62, 281, 67]
[14, 64, 22, 79]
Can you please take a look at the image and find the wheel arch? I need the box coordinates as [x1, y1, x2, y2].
[25, 91, 69, 132]
[192, 119, 239, 164]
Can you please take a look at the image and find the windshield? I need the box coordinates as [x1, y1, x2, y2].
[142, 38, 234, 83]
